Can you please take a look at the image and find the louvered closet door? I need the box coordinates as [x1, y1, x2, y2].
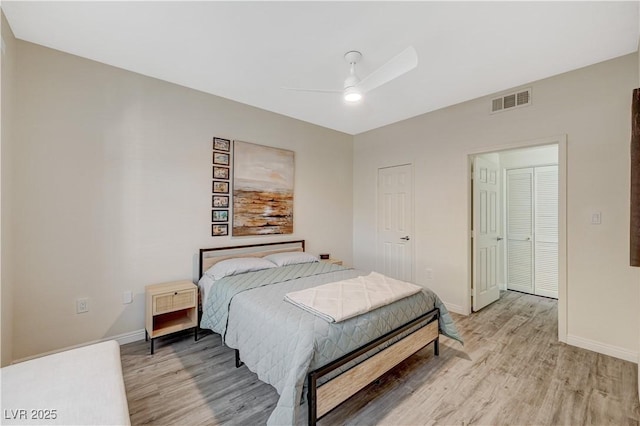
[534, 166, 558, 298]
[506, 169, 534, 294]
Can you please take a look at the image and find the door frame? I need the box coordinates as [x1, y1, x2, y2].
[466, 135, 567, 343]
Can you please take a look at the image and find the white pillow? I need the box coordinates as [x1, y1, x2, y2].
[263, 251, 319, 267]
[205, 257, 276, 281]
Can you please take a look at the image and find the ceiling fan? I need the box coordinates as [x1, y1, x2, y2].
[283, 46, 418, 103]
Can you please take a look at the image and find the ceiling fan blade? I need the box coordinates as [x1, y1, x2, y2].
[357, 46, 418, 94]
[282, 87, 342, 94]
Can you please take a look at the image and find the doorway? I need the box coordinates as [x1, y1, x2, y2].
[470, 141, 563, 316]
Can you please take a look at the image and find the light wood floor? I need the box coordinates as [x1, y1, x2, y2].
[121, 291, 640, 425]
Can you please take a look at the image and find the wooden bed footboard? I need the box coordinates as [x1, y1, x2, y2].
[307, 308, 440, 425]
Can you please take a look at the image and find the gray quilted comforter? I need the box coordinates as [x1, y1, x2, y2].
[200, 262, 461, 425]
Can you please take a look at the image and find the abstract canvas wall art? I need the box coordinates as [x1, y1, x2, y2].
[233, 141, 294, 236]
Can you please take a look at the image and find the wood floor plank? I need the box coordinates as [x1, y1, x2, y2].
[121, 291, 639, 425]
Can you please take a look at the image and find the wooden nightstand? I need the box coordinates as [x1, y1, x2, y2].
[145, 280, 198, 354]
[322, 258, 343, 266]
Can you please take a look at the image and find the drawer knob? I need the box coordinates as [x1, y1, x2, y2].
[174, 291, 178, 295]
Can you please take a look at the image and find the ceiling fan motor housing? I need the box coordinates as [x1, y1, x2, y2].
[344, 74, 360, 89]
[343, 50, 362, 90]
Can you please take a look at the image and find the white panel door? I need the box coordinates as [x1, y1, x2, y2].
[534, 165, 559, 298]
[506, 168, 534, 294]
[377, 165, 413, 281]
[472, 156, 501, 311]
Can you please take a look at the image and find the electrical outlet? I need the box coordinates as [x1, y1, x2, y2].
[591, 212, 602, 225]
[76, 298, 89, 314]
[123, 291, 133, 304]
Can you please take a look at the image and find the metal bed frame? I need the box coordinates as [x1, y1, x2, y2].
[198, 240, 441, 425]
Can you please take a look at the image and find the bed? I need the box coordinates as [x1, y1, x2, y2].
[198, 240, 461, 425]
[1, 340, 131, 425]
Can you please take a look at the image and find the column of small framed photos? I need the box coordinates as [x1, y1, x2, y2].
[212, 137, 231, 236]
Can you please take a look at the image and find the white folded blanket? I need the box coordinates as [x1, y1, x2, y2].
[284, 272, 422, 323]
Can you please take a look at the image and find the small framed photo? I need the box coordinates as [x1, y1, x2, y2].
[213, 152, 230, 166]
[212, 195, 229, 208]
[213, 137, 231, 152]
[213, 166, 230, 180]
[213, 180, 229, 193]
[212, 223, 228, 236]
[212, 209, 229, 222]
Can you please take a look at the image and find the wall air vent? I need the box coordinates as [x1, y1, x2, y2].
[491, 88, 531, 114]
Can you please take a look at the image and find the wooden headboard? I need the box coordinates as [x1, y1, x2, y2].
[199, 240, 305, 278]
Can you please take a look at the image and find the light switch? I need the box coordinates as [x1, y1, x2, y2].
[591, 212, 601, 225]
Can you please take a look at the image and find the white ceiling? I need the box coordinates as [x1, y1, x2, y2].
[2, 1, 639, 135]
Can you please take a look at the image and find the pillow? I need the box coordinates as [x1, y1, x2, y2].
[263, 251, 319, 267]
[204, 257, 276, 281]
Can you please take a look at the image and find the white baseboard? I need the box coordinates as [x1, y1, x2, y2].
[12, 329, 146, 365]
[443, 302, 467, 315]
[114, 329, 146, 346]
[566, 334, 638, 363]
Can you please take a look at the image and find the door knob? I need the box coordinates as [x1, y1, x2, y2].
[400, 236, 410, 241]
[496, 237, 503, 241]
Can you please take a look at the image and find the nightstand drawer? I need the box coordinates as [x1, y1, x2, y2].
[172, 289, 196, 309]
[153, 289, 196, 315]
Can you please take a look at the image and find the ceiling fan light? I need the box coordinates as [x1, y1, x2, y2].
[344, 87, 362, 103]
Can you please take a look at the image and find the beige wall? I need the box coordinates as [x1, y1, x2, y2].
[7, 40, 353, 360]
[1, 12, 16, 366]
[354, 53, 640, 361]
